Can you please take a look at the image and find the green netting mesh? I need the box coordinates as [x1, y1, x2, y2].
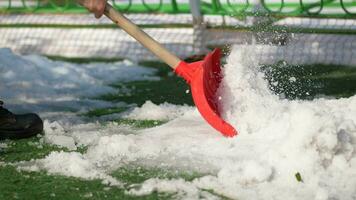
[0, 0, 355, 17]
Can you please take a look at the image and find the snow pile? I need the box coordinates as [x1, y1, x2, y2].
[124, 100, 194, 121]
[18, 151, 121, 186]
[114, 46, 356, 199]
[0, 142, 8, 149]
[2, 47, 355, 199]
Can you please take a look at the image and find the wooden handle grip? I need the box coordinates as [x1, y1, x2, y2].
[104, 3, 182, 69]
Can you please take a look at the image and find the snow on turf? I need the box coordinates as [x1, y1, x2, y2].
[18, 151, 122, 186]
[124, 100, 194, 121]
[2, 47, 356, 199]
[0, 48, 158, 113]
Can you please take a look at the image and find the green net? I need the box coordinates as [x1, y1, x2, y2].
[1, 0, 355, 17]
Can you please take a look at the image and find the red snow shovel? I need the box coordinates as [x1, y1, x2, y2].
[104, 3, 237, 137]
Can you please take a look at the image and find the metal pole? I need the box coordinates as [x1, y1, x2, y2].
[189, 0, 207, 55]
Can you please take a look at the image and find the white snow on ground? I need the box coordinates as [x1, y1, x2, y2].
[0, 48, 158, 113]
[1, 47, 356, 199]
[0, 142, 8, 149]
[124, 101, 194, 121]
[18, 151, 122, 186]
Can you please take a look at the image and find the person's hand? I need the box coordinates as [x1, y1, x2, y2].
[79, 0, 106, 18]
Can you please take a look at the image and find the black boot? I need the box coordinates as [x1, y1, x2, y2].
[0, 101, 43, 140]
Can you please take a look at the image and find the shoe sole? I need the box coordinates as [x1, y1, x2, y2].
[0, 118, 43, 140]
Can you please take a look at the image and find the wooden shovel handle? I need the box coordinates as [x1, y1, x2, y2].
[104, 3, 182, 69]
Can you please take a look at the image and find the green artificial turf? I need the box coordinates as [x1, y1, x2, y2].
[0, 165, 172, 200]
[84, 107, 128, 117]
[114, 119, 167, 129]
[111, 166, 203, 186]
[262, 61, 356, 100]
[0, 137, 65, 163]
[99, 61, 193, 106]
[1, 59, 355, 199]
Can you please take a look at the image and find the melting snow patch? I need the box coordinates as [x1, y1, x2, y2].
[0, 48, 158, 113]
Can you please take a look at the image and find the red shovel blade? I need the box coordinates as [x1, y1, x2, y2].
[175, 49, 238, 137]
